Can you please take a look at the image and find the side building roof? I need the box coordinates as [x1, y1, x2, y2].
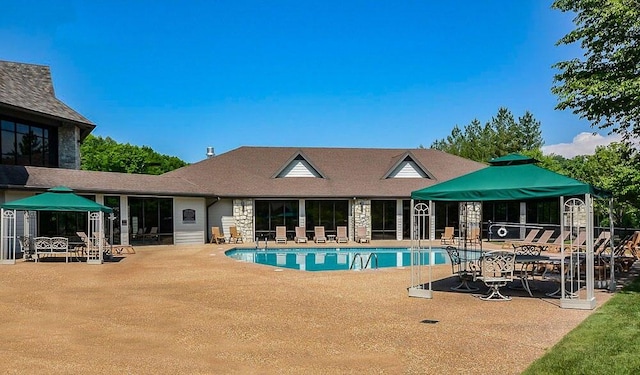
[0, 165, 208, 197]
[0, 60, 95, 138]
[166, 147, 486, 198]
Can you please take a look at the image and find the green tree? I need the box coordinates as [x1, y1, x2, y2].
[80, 135, 188, 174]
[517, 112, 544, 150]
[552, 0, 640, 140]
[430, 108, 544, 162]
[544, 143, 640, 227]
[579, 143, 640, 227]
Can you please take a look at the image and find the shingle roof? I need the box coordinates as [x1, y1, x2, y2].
[0, 165, 207, 197]
[0, 60, 95, 128]
[166, 146, 487, 198]
[0, 147, 486, 198]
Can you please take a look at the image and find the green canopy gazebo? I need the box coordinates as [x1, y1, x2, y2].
[1, 186, 113, 265]
[408, 154, 613, 310]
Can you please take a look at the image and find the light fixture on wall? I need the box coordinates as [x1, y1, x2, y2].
[241, 200, 246, 213]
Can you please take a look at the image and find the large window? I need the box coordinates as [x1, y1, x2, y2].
[305, 200, 348, 238]
[255, 200, 299, 240]
[434, 201, 459, 236]
[483, 201, 520, 224]
[402, 200, 411, 239]
[526, 199, 560, 225]
[38, 195, 95, 238]
[1, 117, 57, 167]
[371, 200, 396, 240]
[129, 197, 173, 245]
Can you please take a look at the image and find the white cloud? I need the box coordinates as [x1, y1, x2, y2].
[542, 132, 623, 158]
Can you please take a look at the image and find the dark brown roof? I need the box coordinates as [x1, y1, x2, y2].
[0, 60, 95, 129]
[0, 165, 207, 197]
[167, 146, 487, 198]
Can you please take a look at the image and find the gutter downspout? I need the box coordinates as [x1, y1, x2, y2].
[206, 197, 221, 243]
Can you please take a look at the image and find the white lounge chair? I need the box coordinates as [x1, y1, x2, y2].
[336, 226, 348, 243]
[356, 226, 370, 243]
[294, 227, 308, 243]
[314, 226, 327, 243]
[275, 226, 287, 244]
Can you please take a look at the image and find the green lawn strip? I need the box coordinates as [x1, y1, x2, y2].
[523, 278, 640, 375]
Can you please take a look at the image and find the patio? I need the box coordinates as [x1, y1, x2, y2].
[0, 240, 621, 374]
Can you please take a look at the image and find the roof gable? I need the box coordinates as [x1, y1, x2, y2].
[273, 151, 325, 178]
[384, 152, 433, 179]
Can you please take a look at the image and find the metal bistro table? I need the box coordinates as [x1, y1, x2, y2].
[513, 254, 551, 297]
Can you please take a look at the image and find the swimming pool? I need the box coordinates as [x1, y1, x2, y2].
[225, 247, 447, 271]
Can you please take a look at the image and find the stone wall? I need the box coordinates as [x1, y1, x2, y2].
[233, 199, 254, 242]
[58, 123, 80, 169]
[353, 199, 371, 240]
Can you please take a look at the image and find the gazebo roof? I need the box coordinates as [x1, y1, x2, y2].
[411, 154, 611, 201]
[1, 186, 113, 213]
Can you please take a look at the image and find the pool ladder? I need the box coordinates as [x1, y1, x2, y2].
[255, 237, 268, 250]
[350, 253, 378, 270]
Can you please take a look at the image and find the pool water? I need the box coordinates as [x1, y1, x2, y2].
[225, 247, 447, 271]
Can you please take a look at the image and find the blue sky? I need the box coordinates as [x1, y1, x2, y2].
[0, 1, 611, 163]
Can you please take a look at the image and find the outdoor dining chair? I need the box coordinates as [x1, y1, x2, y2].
[445, 246, 480, 292]
[475, 250, 516, 301]
[229, 226, 244, 244]
[210, 227, 226, 244]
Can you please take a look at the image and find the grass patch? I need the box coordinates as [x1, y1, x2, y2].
[523, 277, 640, 374]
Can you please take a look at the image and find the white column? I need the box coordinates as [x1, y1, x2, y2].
[298, 199, 306, 228]
[396, 199, 403, 240]
[121, 196, 130, 245]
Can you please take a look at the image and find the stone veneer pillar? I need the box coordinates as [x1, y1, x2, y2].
[58, 123, 81, 169]
[353, 199, 371, 240]
[233, 199, 254, 242]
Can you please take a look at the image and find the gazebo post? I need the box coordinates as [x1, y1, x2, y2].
[86, 211, 104, 265]
[608, 198, 616, 292]
[0, 208, 17, 265]
[560, 194, 596, 310]
[408, 199, 432, 298]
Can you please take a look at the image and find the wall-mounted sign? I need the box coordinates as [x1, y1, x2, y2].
[182, 209, 196, 224]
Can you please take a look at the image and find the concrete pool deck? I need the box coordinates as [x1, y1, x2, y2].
[0, 240, 622, 374]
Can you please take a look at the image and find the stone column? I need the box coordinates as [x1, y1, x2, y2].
[233, 199, 254, 242]
[354, 199, 371, 240]
[58, 123, 81, 169]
